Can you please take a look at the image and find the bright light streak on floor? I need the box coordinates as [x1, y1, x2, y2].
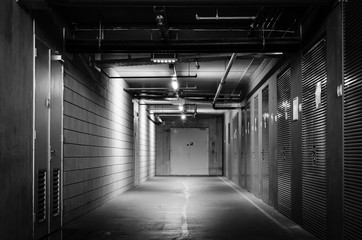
[175, 181, 190, 240]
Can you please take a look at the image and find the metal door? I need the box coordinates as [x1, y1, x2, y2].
[34, 39, 51, 240]
[227, 121, 232, 179]
[277, 67, 292, 218]
[344, 2, 362, 239]
[302, 39, 327, 240]
[232, 112, 240, 184]
[240, 109, 246, 188]
[252, 96, 260, 197]
[49, 54, 63, 233]
[262, 86, 270, 204]
[170, 128, 209, 175]
[246, 103, 252, 192]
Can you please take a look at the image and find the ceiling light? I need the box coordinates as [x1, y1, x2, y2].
[181, 114, 186, 120]
[178, 105, 184, 111]
[151, 53, 178, 63]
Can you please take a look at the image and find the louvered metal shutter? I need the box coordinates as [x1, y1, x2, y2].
[252, 96, 260, 197]
[262, 86, 270, 204]
[344, 1, 362, 239]
[246, 103, 252, 192]
[37, 169, 47, 222]
[277, 68, 292, 218]
[52, 169, 60, 216]
[301, 39, 327, 240]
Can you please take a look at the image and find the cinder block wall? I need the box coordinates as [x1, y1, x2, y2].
[63, 58, 135, 223]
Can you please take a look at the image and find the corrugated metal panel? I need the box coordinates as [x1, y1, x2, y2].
[252, 96, 260, 197]
[277, 67, 292, 218]
[344, 1, 362, 239]
[301, 39, 327, 240]
[262, 86, 270, 204]
[246, 103, 252, 192]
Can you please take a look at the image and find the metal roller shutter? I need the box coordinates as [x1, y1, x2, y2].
[277, 68, 292, 218]
[262, 86, 270, 204]
[344, 1, 362, 239]
[302, 39, 327, 240]
[252, 96, 260, 197]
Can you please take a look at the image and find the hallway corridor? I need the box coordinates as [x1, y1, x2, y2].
[52, 177, 317, 240]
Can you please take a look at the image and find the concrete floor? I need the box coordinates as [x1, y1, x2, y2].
[48, 177, 318, 240]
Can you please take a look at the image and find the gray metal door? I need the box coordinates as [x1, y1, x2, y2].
[262, 86, 270, 204]
[49, 54, 63, 233]
[240, 109, 246, 188]
[170, 128, 209, 175]
[34, 39, 51, 240]
[232, 112, 240, 184]
[344, 2, 362, 239]
[252, 96, 260, 197]
[277, 67, 292, 218]
[302, 39, 327, 240]
[246, 103, 252, 192]
[227, 122, 232, 179]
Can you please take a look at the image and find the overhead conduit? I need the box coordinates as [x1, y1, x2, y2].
[212, 53, 241, 110]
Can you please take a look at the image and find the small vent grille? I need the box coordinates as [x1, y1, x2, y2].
[262, 86, 270, 204]
[277, 67, 292, 218]
[52, 169, 60, 216]
[301, 39, 327, 240]
[37, 169, 47, 222]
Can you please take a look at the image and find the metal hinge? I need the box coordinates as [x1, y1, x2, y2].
[34, 48, 37, 57]
[45, 98, 51, 108]
[34, 130, 36, 140]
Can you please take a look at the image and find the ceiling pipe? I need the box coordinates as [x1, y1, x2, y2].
[124, 86, 197, 91]
[47, 0, 333, 7]
[65, 39, 300, 53]
[212, 53, 237, 107]
[196, 11, 256, 21]
[109, 74, 197, 79]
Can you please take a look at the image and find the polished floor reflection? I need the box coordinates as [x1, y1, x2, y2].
[46, 177, 317, 240]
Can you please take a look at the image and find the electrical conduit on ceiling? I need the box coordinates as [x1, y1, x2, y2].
[212, 53, 238, 109]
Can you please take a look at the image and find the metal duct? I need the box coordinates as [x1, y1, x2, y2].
[65, 39, 300, 53]
[47, 0, 332, 7]
[212, 53, 237, 105]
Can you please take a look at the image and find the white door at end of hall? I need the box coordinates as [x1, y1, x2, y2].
[170, 128, 209, 175]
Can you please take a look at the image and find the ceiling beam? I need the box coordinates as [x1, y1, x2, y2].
[66, 38, 300, 53]
[48, 0, 332, 7]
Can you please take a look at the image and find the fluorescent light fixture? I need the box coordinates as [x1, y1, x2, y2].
[151, 53, 177, 63]
[181, 114, 186, 120]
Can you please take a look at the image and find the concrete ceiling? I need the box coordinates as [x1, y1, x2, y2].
[20, 0, 334, 117]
